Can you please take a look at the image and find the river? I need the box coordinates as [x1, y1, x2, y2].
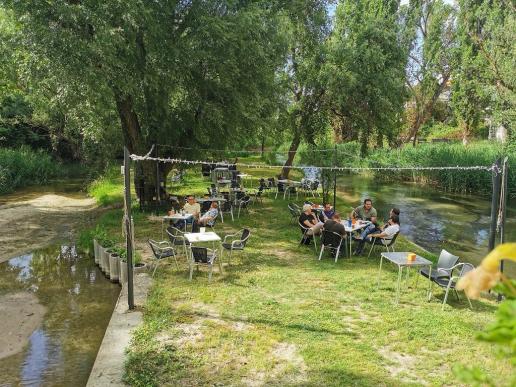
[0, 181, 120, 387]
[334, 173, 515, 274]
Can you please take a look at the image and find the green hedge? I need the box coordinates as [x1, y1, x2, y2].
[0, 146, 63, 194]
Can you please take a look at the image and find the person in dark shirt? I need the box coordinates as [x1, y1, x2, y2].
[299, 204, 323, 236]
[323, 212, 346, 236]
[321, 203, 335, 221]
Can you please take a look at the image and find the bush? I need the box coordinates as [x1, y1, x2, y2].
[87, 164, 124, 206]
[0, 146, 63, 194]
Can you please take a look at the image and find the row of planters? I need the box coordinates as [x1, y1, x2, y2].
[84, 226, 146, 285]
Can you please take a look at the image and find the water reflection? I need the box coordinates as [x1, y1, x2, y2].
[0, 245, 120, 387]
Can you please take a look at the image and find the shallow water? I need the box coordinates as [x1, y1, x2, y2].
[335, 173, 515, 274]
[0, 246, 120, 387]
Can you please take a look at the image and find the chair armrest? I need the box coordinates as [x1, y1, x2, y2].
[223, 232, 240, 242]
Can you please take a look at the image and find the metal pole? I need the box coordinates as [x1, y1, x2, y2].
[499, 157, 509, 277]
[155, 144, 160, 214]
[333, 144, 337, 209]
[124, 147, 135, 310]
[488, 158, 501, 252]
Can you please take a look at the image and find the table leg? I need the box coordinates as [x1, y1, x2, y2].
[405, 266, 410, 288]
[349, 233, 352, 257]
[427, 265, 433, 301]
[395, 265, 403, 305]
[218, 201, 224, 223]
[161, 218, 165, 240]
[377, 255, 384, 289]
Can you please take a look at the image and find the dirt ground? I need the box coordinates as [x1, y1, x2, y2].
[0, 194, 97, 263]
[0, 292, 47, 359]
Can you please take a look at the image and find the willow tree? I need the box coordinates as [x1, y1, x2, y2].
[2, 0, 286, 202]
[403, 0, 456, 145]
[327, 0, 407, 154]
[277, 0, 331, 179]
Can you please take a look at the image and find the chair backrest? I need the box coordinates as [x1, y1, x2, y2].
[148, 240, 162, 258]
[385, 232, 400, 247]
[457, 263, 475, 278]
[298, 220, 309, 233]
[191, 247, 210, 263]
[240, 196, 251, 208]
[267, 177, 276, 187]
[288, 203, 299, 217]
[321, 230, 343, 248]
[201, 201, 211, 213]
[221, 200, 232, 212]
[240, 229, 251, 246]
[437, 249, 459, 270]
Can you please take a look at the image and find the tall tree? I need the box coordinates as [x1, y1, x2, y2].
[2, 1, 286, 201]
[453, 0, 515, 143]
[277, 0, 331, 179]
[328, 0, 407, 154]
[403, 0, 456, 145]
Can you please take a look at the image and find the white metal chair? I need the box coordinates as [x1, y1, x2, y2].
[221, 228, 251, 265]
[148, 239, 178, 277]
[427, 263, 475, 310]
[318, 230, 345, 263]
[189, 246, 221, 282]
[367, 232, 400, 258]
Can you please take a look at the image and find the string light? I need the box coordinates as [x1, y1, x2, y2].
[129, 153, 497, 173]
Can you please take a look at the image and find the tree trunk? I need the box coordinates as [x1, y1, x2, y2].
[113, 90, 157, 204]
[279, 131, 301, 179]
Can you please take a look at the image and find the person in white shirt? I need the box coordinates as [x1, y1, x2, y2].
[353, 214, 400, 255]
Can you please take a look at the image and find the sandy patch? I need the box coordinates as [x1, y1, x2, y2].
[378, 345, 427, 385]
[0, 194, 97, 262]
[0, 292, 46, 359]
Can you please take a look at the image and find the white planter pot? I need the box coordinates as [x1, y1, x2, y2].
[93, 239, 100, 264]
[109, 254, 120, 283]
[133, 262, 148, 274]
[98, 245, 105, 271]
[120, 261, 128, 285]
[102, 249, 111, 278]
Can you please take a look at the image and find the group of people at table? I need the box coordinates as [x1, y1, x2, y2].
[169, 195, 219, 230]
[299, 198, 400, 255]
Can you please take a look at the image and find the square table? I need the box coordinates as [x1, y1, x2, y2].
[377, 252, 432, 305]
[340, 220, 371, 257]
[185, 231, 223, 272]
[162, 213, 194, 238]
[196, 197, 227, 223]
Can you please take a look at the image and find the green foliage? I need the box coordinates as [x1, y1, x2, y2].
[365, 142, 513, 196]
[0, 146, 63, 194]
[328, 0, 407, 153]
[422, 122, 463, 140]
[87, 165, 124, 206]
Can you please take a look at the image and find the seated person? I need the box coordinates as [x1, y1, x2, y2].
[358, 207, 400, 240]
[197, 202, 219, 227]
[350, 198, 377, 223]
[353, 214, 400, 255]
[321, 203, 335, 221]
[299, 204, 323, 236]
[174, 196, 200, 229]
[323, 212, 346, 236]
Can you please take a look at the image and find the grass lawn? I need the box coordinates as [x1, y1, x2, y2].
[89, 163, 513, 386]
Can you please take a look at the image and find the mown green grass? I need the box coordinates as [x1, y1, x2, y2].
[87, 165, 125, 206]
[103, 165, 514, 387]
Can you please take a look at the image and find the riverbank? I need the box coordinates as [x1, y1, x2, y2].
[0, 192, 98, 263]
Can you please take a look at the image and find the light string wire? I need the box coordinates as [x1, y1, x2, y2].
[156, 143, 361, 155]
[130, 153, 498, 173]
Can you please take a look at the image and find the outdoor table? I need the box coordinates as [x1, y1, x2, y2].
[377, 252, 432, 305]
[184, 231, 223, 271]
[277, 179, 301, 199]
[196, 197, 227, 223]
[162, 213, 194, 238]
[340, 220, 371, 257]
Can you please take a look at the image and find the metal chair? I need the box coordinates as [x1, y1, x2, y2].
[237, 196, 251, 218]
[319, 230, 345, 263]
[148, 239, 178, 277]
[427, 263, 475, 310]
[288, 203, 301, 223]
[189, 246, 221, 282]
[220, 199, 235, 221]
[221, 228, 251, 265]
[250, 186, 264, 205]
[299, 220, 317, 251]
[166, 227, 191, 257]
[419, 249, 459, 281]
[309, 180, 320, 197]
[367, 232, 400, 258]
